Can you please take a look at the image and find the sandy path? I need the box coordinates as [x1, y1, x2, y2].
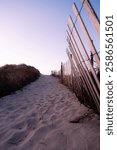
[0, 75, 99, 150]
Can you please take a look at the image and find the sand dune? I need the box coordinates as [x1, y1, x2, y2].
[0, 75, 99, 150]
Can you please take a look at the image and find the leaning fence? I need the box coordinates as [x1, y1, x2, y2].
[52, 0, 100, 113]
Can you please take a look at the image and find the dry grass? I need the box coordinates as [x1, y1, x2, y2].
[0, 64, 40, 98]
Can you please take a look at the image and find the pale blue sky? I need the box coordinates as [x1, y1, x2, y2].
[0, 0, 100, 74]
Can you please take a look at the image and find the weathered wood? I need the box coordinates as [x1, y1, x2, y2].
[72, 3, 100, 67]
[66, 49, 82, 93]
[67, 30, 100, 111]
[61, 62, 64, 83]
[68, 17, 100, 90]
[68, 44, 90, 98]
[80, 0, 100, 34]
[67, 25, 99, 96]
[69, 43, 99, 111]
[67, 37, 99, 111]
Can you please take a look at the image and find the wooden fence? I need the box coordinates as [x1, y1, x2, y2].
[61, 0, 100, 113]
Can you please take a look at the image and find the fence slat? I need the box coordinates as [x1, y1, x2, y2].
[67, 26, 99, 109]
[67, 25, 100, 99]
[68, 16, 100, 90]
[72, 3, 100, 67]
[80, 0, 100, 34]
[60, 2, 100, 113]
[68, 44, 91, 99]
[66, 49, 83, 94]
[67, 36, 100, 111]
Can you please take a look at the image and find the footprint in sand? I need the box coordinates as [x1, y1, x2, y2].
[13, 121, 25, 130]
[20, 106, 27, 110]
[26, 118, 38, 130]
[8, 130, 28, 145]
[50, 115, 57, 121]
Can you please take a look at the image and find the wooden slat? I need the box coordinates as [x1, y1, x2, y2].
[68, 16, 100, 90]
[68, 44, 91, 98]
[80, 0, 100, 34]
[72, 3, 100, 67]
[67, 36, 100, 111]
[66, 49, 83, 93]
[67, 30, 100, 112]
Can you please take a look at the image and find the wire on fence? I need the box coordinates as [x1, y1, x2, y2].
[59, 0, 100, 113]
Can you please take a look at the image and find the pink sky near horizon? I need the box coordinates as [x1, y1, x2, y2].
[0, 0, 100, 74]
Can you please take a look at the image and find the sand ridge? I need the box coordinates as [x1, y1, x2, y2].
[0, 75, 99, 150]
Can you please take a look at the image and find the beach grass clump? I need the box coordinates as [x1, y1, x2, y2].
[0, 64, 40, 98]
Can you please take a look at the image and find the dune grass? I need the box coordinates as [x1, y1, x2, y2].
[0, 64, 40, 98]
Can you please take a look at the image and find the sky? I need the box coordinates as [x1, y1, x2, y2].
[0, 0, 100, 75]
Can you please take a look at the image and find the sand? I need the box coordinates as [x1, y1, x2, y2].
[0, 75, 99, 150]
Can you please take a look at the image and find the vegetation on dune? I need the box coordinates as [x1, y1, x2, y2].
[0, 64, 40, 98]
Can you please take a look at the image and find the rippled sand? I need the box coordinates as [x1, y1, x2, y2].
[0, 75, 99, 150]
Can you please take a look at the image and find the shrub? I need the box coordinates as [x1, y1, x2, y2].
[0, 64, 40, 98]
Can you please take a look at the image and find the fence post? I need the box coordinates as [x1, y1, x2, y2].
[61, 62, 63, 83]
